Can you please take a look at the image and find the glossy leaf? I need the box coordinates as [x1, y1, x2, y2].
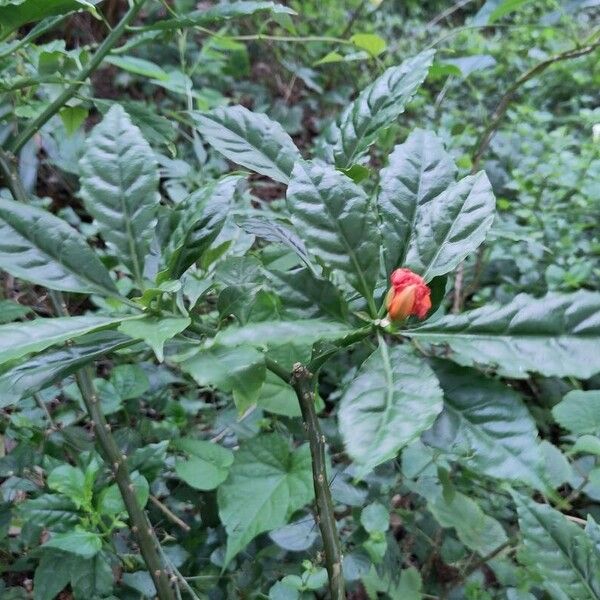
[552, 390, 600, 435]
[118, 316, 190, 362]
[407, 290, 600, 378]
[0, 0, 95, 34]
[0, 198, 118, 296]
[174, 438, 234, 491]
[323, 50, 434, 169]
[0, 332, 135, 407]
[164, 176, 240, 278]
[79, 104, 160, 286]
[377, 129, 456, 274]
[43, 528, 102, 559]
[18, 494, 79, 530]
[514, 492, 600, 599]
[217, 434, 313, 565]
[286, 160, 380, 304]
[423, 361, 546, 488]
[194, 105, 301, 183]
[338, 341, 443, 477]
[0, 314, 133, 367]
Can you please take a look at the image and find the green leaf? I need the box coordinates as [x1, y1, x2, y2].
[553, 391, 600, 435]
[0, 300, 31, 324]
[97, 472, 149, 516]
[514, 492, 600, 599]
[0, 315, 133, 367]
[258, 371, 300, 418]
[104, 55, 168, 80]
[110, 364, 149, 400]
[119, 316, 190, 362]
[164, 176, 240, 279]
[572, 435, 600, 456]
[338, 341, 443, 477]
[0, 0, 94, 34]
[33, 551, 75, 600]
[214, 319, 352, 349]
[350, 33, 387, 57]
[407, 291, 600, 379]
[47, 465, 87, 509]
[378, 131, 494, 279]
[378, 128, 456, 274]
[489, 0, 533, 22]
[193, 105, 301, 183]
[18, 494, 79, 530]
[0, 332, 135, 408]
[429, 489, 507, 555]
[0, 198, 118, 296]
[217, 434, 313, 565]
[70, 552, 114, 599]
[423, 361, 546, 489]
[79, 104, 160, 286]
[323, 50, 434, 169]
[286, 160, 380, 305]
[59, 105, 88, 136]
[174, 438, 234, 491]
[181, 345, 265, 413]
[361, 503, 389, 533]
[43, 528, 102, 559]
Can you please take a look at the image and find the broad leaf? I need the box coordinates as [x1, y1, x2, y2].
[0, 198, 118, 296]
[0, 332, 136, 407]
[552, 391, 600, 436]
[194, 105, 301, 183]
[429, 489, 507, 555]
[338, 341, 443, 477]
[33, 551, 76, 600]
[0, 299, 31, 324]
[43, 528, 102, 559]
[423, 361, 546, 489]
[118, 316, 190, 362]
[514, 493, 600, 599]
[97, 472, 149, 516]
[0, 0, 95, 34]
[407, 290, 600, 378]
[322, 50, 434, 169]
[0, 314, 133, 367]
[181, 345, 266, 413]
[79, 104, 160, 286]
[70, 552, 114, 599]
[217, 434, 313, 565]
[377, 129, 456, 274]
[164, 176, 240, 278]
[47, 465, 87, 509]
[286, 160, 380, 305]
[18, 494, 79, 530]
[174, 438, 234, 491]
[214, 318, 352, 349]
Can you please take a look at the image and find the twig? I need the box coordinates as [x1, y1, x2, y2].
[427, 0, 475, 28]
[150, 495, 191, 532]
[8, 0, 149, 154]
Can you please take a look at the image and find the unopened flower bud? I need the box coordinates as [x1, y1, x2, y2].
[386, 268, 431, 321]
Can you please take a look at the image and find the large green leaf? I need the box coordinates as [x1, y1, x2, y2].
[377, 129, 455, 274]
[164, 176, 240, 278]
[0, 0, 96, 34]
[407, 290, 600, 379]
[377, 131, 495, 279]
[118, 316, 190, 362]
[174, 438, 234, 491]
[43, 528, 102, 559]
[0, 198, 118, 296]
[514, 493, 600, 599]
[181, 345, 266, 413]
[338, 341, 443, 477]
[423, 361, 546, 489]
[217, 434, 313, 565]
[0, 332, 135, 407]
[214, 318, 352, 349]
[429, 489, 507, 555]
[286, 160, 380, 305]
[0, 314, 134, 367]
[0, 300, 31, 324]
[193, 105, 301, 183]
[18, 494, 79, 530]
[79, 104, 160, 286]
[322, 50, 434, 169]
[552, 391, 600, 436]
[33, 551, 76, 600]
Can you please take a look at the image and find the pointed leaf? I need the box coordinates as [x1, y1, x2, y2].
[423, 361, 546, 488]
[286, 160, 380, 304]
[79, 104, 160, 285]
[407, 291, 600, 378]
[174, 438, 234, 491]
[118, 316, 190, 362]
[0, 315, 134, 367]
[323, 50, 434, 168]
[0, 198, 118, 295]
[217, 434, 313, 565]
[339, 342, 443, 476]
[552, 391, 600, 436]
[514, 493, 600, 599]
[43, 529, 102, 559]
[377, 129, 457, 274]
[33, 551, 76, 600]
[193, 105, 301, 183]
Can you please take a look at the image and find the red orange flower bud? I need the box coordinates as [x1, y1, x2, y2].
[386, 268, 432, 321]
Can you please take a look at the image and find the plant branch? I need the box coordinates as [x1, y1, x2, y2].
[8, 0, 148, 154]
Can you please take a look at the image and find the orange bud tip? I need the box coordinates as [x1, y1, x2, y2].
[386, 268, 432, 322]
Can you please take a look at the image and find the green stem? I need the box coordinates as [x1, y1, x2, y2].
[8, 0, 148, 154]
